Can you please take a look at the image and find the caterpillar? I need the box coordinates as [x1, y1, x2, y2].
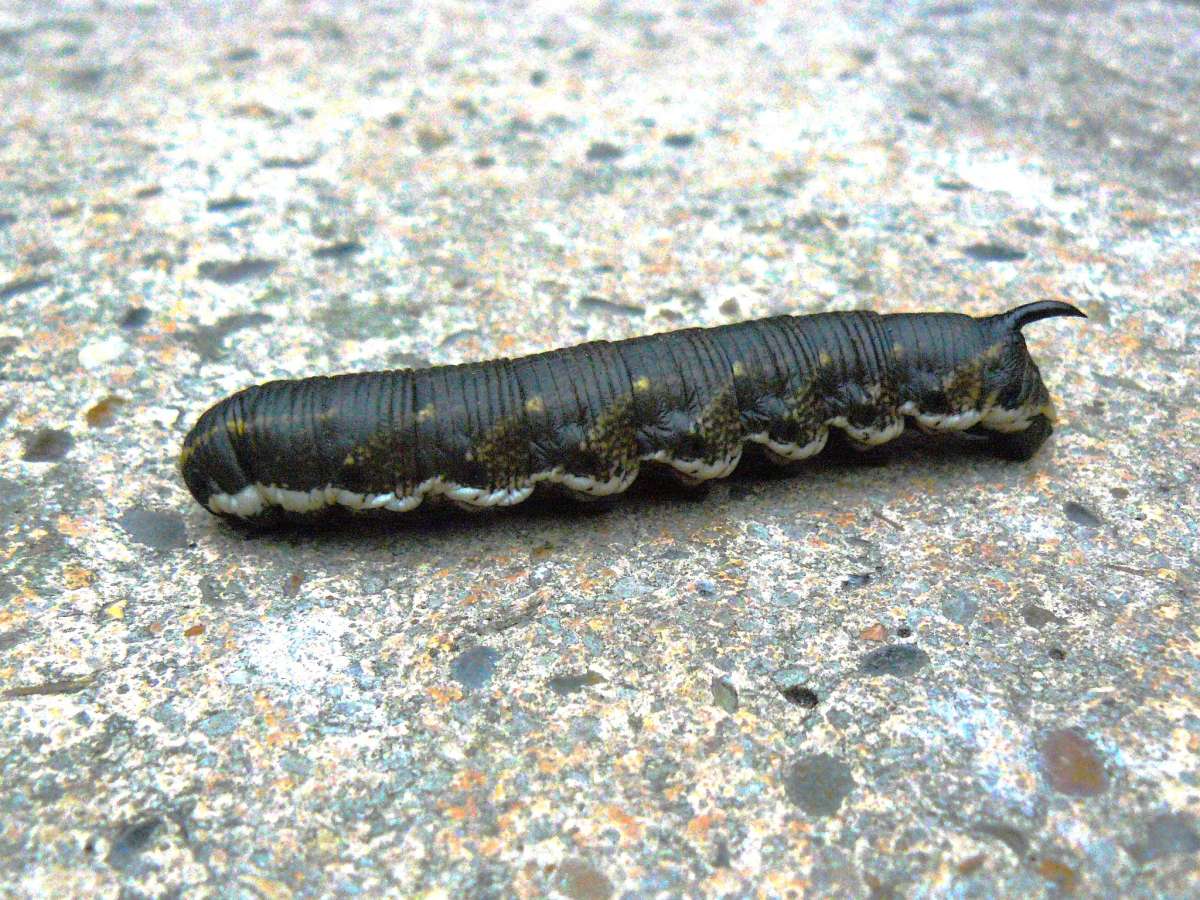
[179, 301, 1085, 522]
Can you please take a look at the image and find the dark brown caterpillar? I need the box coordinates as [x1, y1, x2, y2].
[179, 301, 1085, 521]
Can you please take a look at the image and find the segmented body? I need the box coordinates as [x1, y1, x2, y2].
[179, 302, 1084, 521]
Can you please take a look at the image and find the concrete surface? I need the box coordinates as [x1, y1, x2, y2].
[2, 0, 1198, 896]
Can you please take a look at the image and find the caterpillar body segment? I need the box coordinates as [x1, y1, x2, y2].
[179, 302, 1085, 521]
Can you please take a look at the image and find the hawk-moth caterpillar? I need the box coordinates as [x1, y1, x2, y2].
[179, 301, 1085, 521]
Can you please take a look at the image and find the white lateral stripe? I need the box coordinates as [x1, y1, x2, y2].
[206, 398, 1047, 518]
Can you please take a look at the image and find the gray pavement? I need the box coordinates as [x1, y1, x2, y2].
[1, 1, 1198, 896]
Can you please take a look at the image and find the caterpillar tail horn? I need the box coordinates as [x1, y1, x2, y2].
[1000, 300, 1087, 331]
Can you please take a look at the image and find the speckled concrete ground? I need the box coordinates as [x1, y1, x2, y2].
[2, 1, 1198, 896]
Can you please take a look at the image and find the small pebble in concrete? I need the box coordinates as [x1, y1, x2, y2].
[281, 753, 315, 779]
[197, 258, 278, 284]
[1064, 501, 1104, 528]
[1040, 728, 1109, 797]
[0, 275, 52, 300]
[556, 858, 613, 900]
[783, 686, 819, 708]
[711, 677, 739, 713]
[1022, 604, 1064, 628]
[974, 821, 1030, 857]
[118, 306, 151, 329]
[262, 154, 318, 169]
[1036, 858, 1079, 892]
[22, 428, 72, 461]
[842, 573, 872, 591]
[57, 65, 108, 92]
[936, 178, 972, 192]
[859, 623, 887, 642]
[772, 668, 820, 708]
[106, 816, 163, 871]
[957, 854, 986, 875]
[858, 644, 929, 677]
[118, 508, 189, 552]
[85, 396, 126, 428]
[579, 295, 645, 317]
[312, 239, 364, 260]
[198, 710, 241, 738]
[549, 671, 606, 695]
[205, 196, 253, 212]
[962, 242, 1027, 262]
[783, 753, 855, 816]
[416, 127, 452, 153]
[942, 593, 979, 625]
[450, 645, 499, 691]
[585, 141, 624, 162]
[0, 628, 30, 653]
[1130, 813, 1200, 862]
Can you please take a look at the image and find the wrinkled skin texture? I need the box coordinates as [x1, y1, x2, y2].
[180, 302, 1084, 521]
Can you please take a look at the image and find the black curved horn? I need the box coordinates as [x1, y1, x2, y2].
[1001, 300, 1087, 331]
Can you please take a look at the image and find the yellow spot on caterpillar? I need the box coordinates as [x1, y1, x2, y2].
[633, 376, 651, 392]
[818, 352, 832, 366]
[417, 405, 436, 422]
[178, 445, 194, 468]
[892, 342, 905, 358]
[226, 419, 248, 436]
[524, 396, 545, 414]
[343, 453, 356, 466]
[732, 361, 746, 377]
